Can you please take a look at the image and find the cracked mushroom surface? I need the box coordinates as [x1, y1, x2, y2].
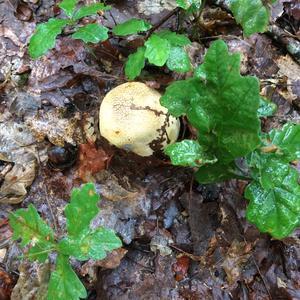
[99, 82, 180, 156]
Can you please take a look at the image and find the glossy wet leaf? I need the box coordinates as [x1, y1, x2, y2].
[144, 34, 171, 66]
[58, 227, 122, 261]
[160, 78, 199, 117]
[9, 204, 55, 262]
[157, 30, 191, 47]
[47, 254, 87, 300]
[72, 24, 108, 43]
[165, 140, 217, 167]
[113, 18, 152, 36]
[245, 157, 300, 239]
[73, 3, 111, 20]
[59, 0, 77, 17]
[29, 18, 69, 59]
[166, 47, 191, 73]
[161, 40, 261, 164]
[228, 0, 277, 36]
[258, 97, 277, 117]
[125, 46, 146, 80]
[195, 161, 245, 184]
[176, 0, 202, 10]
[64, 183, 100, 238]
[268, 123, 300, 161]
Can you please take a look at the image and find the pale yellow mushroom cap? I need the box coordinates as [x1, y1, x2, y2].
[99, 82, 180, 156]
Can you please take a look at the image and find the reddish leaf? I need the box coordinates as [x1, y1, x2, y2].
[0, 268, 15, 300]
[78, 142, 110, 182]
[172, 256, 190, 281]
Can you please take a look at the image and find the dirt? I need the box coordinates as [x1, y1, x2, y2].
[0, 0, 300, 299]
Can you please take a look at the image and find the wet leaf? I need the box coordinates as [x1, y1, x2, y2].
[47, 254, 87, 300]
[166, 47, 191, 73]
[161, 40, 261, 166]
[113, 18, 152, 36]
[195, 161, 244, 183]
[59, 0, 77, 17]
[59, 183, 122, 260]
[258, 97, 277, 117]
[245, 157, 300, 239]
[29, 18, 69, 59]
[228, 0, 277, 36]
[72, 24, 108, 43]
[58, 227, 122, 260]
[125, 46, 146, 80]
[157, 30, 191, 47]
[172, 256, 190, 281]
[64, 183, 100, 238]
[78, 142, 109, 182]
[165, 140, 217, 167]
[9, 204, 55, 262]
[144, 34, 170, 66]
[73, 3, 111, 20]
[267, 123, 300, 161]
[176, 0, 202, 10]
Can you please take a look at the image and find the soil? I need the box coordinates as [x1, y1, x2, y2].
[0, 0, 300, 299]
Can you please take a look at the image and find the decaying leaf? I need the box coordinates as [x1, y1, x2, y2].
[78, 142, 110, 182]
[0, 122, 37, 204]
[11, 262, 50, 300]
[0, 162, 37, 204]
[221, 240, 252, 285]
[276, 55, 300, 106]
[25, 108, 83, 146]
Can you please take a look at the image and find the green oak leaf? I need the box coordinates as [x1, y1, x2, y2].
[73, 3, 111, 20]
[59, 0, 77, 17]
[125, 46, 146, 80]
[165, 140, 217, 167]
[58, 227, 122, 261]
[161, 39, 261, 164]
[144, 34, 171, 66]
[166, 47, 191, 73]
[29, 18, 69, 59]
[227, 0, 277, 36]
[160, 78, 199, 117]
[176, 0, 202, 10]
[47, 254, 87, 300]
[64, 183, 100, 238]
[9, 204, 55, 262]
[245, 157, 300, 239]
[157, 30, 191, 47]
[267, 123, 300, 161]
[195, 161, 246, 183]
[258, 97, 277, 118]
[72, 24, 108, 43]
[113, 18, 152, 36]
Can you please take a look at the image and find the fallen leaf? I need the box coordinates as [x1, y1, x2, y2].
[78, 142, 110, 182]
[172, 255, 190, 281]
[221, 240, 252, 285]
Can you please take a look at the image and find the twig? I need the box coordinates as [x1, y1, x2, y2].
[146, 8, 180, 38]
[251, 254, 273, 300]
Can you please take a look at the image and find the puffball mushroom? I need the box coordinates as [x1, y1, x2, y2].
[99, 82, 180, 156]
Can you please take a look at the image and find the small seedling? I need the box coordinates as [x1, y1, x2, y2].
[28, 0, 111, 58]
[9, 183, 122, 300]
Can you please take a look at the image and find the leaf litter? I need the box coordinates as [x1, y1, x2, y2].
[0, 0, 300, 299]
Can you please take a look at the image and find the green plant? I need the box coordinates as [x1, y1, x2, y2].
[123, 29, 192, 80]
[28, 0, 278, 78]
[161, 39, 300, 239]
[9, 183, 122, 300]
[28, 0, 111, 58]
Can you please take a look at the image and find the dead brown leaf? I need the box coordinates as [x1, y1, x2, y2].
[78, 142, 110, 182]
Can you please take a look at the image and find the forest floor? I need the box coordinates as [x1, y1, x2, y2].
[0, 0, 300, 299]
